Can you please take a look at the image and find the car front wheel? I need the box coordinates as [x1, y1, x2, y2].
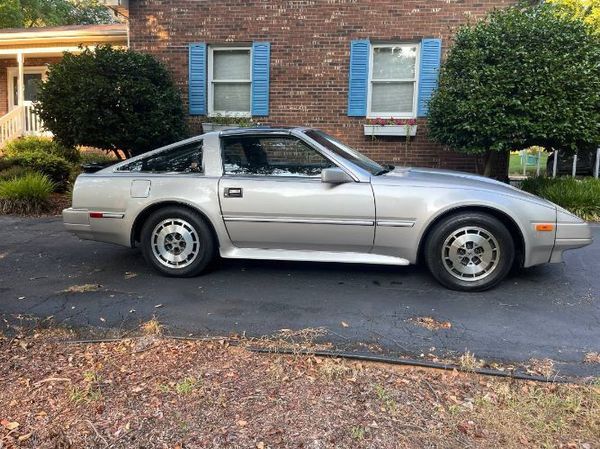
[424, 212, 514, 291]
[141, 206, 215, 277]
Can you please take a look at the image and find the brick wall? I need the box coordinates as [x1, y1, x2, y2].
[128, 0, 516, 177]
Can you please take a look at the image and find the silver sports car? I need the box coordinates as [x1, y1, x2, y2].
[63, 127, 592, 291]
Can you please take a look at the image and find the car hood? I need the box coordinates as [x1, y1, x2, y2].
[372, 166, 556, 209]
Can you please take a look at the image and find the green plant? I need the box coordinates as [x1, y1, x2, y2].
[36, 45, 187, 159]
[7, 151, 71, 191]
[521, 176, 600, 221]
[3, 136, 80, 163]
[428, 3, 600, 177]
[350, 425, 366, 440]
[175, 377, 200, 395]
[80, 151, 117, 165]
[206, 113, 255, 127]
[0, 166, 32, 182]
[0, 172, 54, 214]
[0, 0, 117, 28]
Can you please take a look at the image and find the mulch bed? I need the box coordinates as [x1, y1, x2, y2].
[1, 330, 598, 449]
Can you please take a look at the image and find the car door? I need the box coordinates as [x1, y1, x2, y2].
[218, 134, 375, 252]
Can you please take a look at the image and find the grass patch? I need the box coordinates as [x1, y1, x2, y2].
[174, 376, 200, 395]
[458, 351, 484, 372]
[0, 172, 54, 215]
[140, 317, 163, 336]
[350, 425, 367, 440]
[520, 176, 600, 221]
[0, 166, 32, 182]
[509, 150, 548, 176]
[470, 383, 600, 447]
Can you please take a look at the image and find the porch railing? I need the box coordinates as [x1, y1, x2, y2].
[0, 105, 48, 147]
[0, 106, 24, 146]
[24, 104, 44, 135]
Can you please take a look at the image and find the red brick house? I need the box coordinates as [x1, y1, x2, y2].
[0, 24, 128, 145]
[108, 2, 517, 175]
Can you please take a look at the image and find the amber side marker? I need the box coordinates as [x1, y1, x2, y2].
[535, 223, 555, 232]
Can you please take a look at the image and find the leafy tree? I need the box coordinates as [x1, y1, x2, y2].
[427, 4, 600, 177]
[0, 0, 116, 28]
[0, 0, 23, 28]
[548, 0, 600, 32]
[36, 46, 187, 159]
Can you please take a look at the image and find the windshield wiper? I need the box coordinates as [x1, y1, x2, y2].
[374, 168, 390, 176]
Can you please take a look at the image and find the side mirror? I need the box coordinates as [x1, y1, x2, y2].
[321, 167, 352, 184]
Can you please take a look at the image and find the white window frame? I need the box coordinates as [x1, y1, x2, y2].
[208, 46, 252, 118]
[7, 66, 48, 111]
[366, 43, 420, 119]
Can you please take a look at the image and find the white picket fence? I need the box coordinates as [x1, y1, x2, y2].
[0, 104, 47, 147]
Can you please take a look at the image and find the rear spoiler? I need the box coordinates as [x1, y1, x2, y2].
[81, 162, 116, 173]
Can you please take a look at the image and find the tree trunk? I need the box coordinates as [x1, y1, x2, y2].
[112, 149, 123, 161]
[483, 151, 498, 178]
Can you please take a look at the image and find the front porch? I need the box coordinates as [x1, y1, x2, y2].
[0, 24, 128, 146]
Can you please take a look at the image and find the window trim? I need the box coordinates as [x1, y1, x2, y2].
[7, 66, 47, 110]
[207, 46, 252, 118]
[115, 139, 204, 174]
[366, 42, 421, 119]
[220, 134, 341, 179]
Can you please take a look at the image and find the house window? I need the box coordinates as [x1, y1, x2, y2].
[208, 47, 251, 116]
[367, 43, 420, 118]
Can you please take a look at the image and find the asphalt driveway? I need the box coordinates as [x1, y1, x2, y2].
[0, 216, 598, 376]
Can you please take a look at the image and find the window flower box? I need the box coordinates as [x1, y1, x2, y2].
[201, 123, 240, 133]
[363, 118, 417, 137]
[202, 114, 256, 133]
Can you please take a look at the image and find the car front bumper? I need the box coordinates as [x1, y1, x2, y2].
[549, 220, 593, 263]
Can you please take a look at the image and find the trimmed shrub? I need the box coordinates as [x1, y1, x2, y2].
[3, 136, 80, 163]
[521, 177, 600, 221]
[0, 166, 32, 182]
[7, 151, 71, 192]
[80, 151, 117, 165]
[0, 172, 54, 215]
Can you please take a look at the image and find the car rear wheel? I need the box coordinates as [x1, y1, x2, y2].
[424, 212, 514, 291]
[141, 207, 215, 277]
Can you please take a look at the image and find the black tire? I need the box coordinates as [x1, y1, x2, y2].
[140, 206, 216, 277]
[424, 212, 514, 292]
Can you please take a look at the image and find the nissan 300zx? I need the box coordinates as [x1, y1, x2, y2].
[63, 127, 593, 291]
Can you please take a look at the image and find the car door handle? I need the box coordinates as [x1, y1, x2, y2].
[224, 187, 243, 198]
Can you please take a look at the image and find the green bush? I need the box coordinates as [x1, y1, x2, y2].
[0, 172, 54, 215]
[521, 177, 600, 221]
[0, 166, 32, 182]
[80, 151, 117, 165]
[7, 151, 71, 192]
[3, 136, 80, 163]
[36, 45, 187, 158]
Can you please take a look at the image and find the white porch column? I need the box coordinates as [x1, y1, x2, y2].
[17, 51, 25, 134]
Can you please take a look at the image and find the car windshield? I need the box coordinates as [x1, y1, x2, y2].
[304, 129, 387, 175]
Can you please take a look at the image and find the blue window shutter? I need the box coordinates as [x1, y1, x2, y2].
[417, 38, 442, 118]
[347, 40, 369, 117]
[188, 43, 206, 115]
[251, 42, 270, 116]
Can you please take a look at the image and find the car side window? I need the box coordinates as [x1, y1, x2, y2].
[118, 141, 203, 173]
[221, 136, 334, 177]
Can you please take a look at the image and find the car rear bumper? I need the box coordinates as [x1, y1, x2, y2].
[63, 207, 95, 240]
[550, 221, 593, 263]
